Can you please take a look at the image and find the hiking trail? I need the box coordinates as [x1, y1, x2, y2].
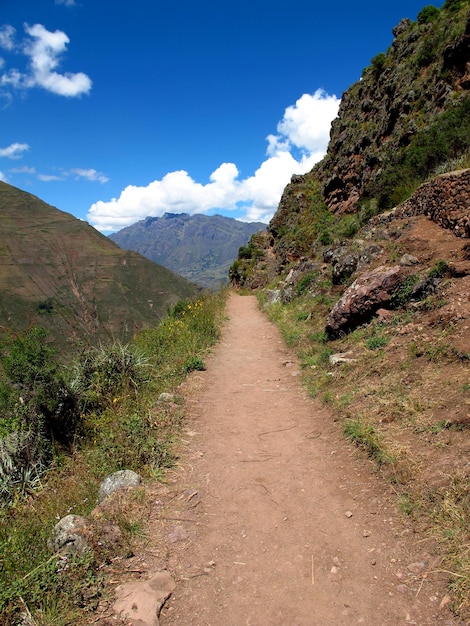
[116, 293, 460, 626]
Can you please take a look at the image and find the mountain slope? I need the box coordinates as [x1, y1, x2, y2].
[110, 212, 266, 289]
[0, 182, 197, 347]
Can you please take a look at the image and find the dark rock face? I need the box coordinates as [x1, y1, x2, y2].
[358, 244, 383, 268]
[325, 266, 406, 338]
[331, 249, 359, 285]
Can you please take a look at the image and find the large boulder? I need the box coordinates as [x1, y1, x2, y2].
[325, 265, 406, 338]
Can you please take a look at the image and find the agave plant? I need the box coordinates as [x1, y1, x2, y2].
[69, 341, 151, 412]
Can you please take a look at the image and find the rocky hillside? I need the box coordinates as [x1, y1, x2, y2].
[231, 1, 470, 617]
[110, 212, 266, 289]
[244, 0, 470, 273]
[0, 182, 197, 349]
[320, 7, 470, 216]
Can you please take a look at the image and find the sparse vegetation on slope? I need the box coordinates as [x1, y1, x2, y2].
[0, 182, 198, 349]
[0, 290, 226, 625]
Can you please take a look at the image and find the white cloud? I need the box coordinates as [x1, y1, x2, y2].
[0, 68, 23, 89]
[70, 168, 109, 183]
[23, 24, 91, 96]
[37, 173, 63, 181]
[275, 90, 340, 154]
[0, 171, 7, 182]
[9, 166, 35, 174]
[88, 90, 340, 232]
[35, 167, 108, 183]
[0, 142, 30, 159]
[8, 164, 107, 184]
[55, 0, 78, 6]
[0, 23, 91, 97]
[0, 25, 15, 51]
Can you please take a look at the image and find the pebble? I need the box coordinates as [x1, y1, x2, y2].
[345, 511, 353, 518]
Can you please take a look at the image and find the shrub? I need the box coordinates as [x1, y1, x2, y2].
[0, 430, 46, 503]
[69, 341, 150, 413]
[371, 52, 387, 78]
[428, 259, 450, 278]
[168, 299, 188, 319]
[417, 5, 440, 24]
[228, 259, 247, 285]
[365, 335, 389, 350]
[390, 275, 420, 308]
[368, 94, 470, 209]
[443, 0, 462, 11]
[296, 272, 318, 297]
[0, 326, 80, 503]
[417, 35, 439, 67]
[317, 228, 333, 245]
[184, 356, 206, 372]
[338, 215, 360, 239]
[238, 244, 252, 260]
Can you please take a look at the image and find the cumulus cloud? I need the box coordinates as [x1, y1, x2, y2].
[88, 89, 340, 232]
[273, 90, 340, 154]
[0, 142, 30, 159]
[0, 171, 7, 182]
[0, 23, 91, 97]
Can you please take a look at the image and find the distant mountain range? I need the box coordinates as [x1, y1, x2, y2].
[0, 182, 197, 349]
[109, 212, 266, 289]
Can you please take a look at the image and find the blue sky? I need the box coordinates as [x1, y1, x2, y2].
[1, 0, 438, 233]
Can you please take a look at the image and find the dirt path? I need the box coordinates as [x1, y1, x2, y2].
[157, 294, 458, 626]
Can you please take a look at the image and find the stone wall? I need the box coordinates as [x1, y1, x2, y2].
[389, 169, 470, 238]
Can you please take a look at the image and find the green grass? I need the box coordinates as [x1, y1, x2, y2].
[343, 417, 395, 466]
[365, 335, 389, 350]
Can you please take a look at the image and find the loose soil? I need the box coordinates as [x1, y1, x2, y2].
[95, 289, 466, 626]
